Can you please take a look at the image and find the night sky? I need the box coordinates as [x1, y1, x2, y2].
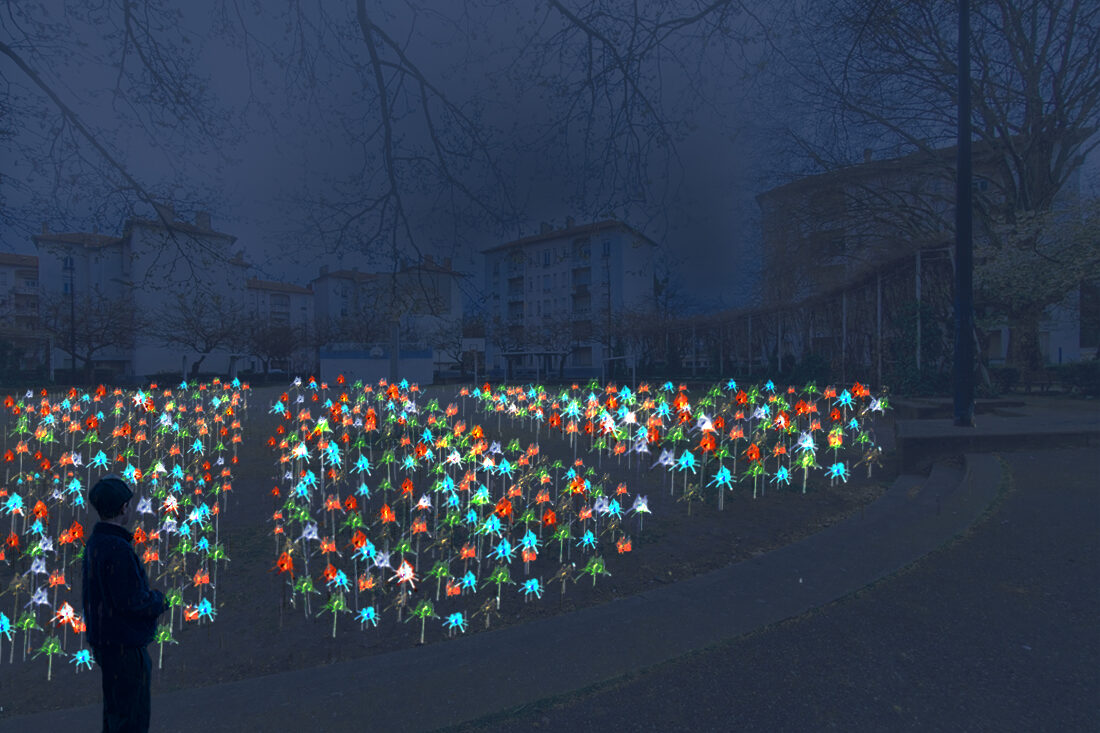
[2, 2, 1096, 310]
[1, 1, 782, 310]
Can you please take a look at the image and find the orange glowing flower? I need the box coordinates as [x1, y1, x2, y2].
[275, 553, 295, 577]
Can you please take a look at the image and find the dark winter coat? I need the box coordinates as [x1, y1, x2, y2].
[82, 522, 166, 648]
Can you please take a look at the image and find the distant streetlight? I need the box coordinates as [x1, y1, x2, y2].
[63, 256, 76, 382]
[954, 0, 975, 427]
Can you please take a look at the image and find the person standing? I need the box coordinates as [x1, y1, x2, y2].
[82, 475, 167, 732]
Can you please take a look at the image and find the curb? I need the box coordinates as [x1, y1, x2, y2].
[0, 455, 1003, 733]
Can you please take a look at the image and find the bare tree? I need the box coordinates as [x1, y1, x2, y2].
[758, 0, 1100, 370]
[241, 315, 302, 376]
[39, 290, 141, 383]
[1, 1, 246, 284]
[144, 289, 244, 378]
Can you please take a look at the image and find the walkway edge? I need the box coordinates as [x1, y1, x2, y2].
[0, 454, 1004, 733]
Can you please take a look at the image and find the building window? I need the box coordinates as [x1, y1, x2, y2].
[573, 238, 590, 261]
[602, 241, 611, 257]
[63, 282, 71, 294]
[543, 250, 551, 266]
[1081, 280, 1100, 349]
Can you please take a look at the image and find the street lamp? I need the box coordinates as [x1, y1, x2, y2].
[63, 256, 76, 382]
[954, 0, 975, 427]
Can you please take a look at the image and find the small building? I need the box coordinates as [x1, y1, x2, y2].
[756, 148, 1096, 369]
[481, 219, 660, 378]
[0, 252, 47, 374]
[244, 277, 315, 374]
[32, 207, 249, 381]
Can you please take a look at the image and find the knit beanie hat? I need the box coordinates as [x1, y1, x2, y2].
[89, 475, 133, 518]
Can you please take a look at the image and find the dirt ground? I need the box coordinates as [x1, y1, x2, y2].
[0, 384, 894, 717]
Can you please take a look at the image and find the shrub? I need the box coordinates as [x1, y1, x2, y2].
[1053, 360, 1100, 397]
[787, 352, 832, 386]
[988, 366, 1020, 394]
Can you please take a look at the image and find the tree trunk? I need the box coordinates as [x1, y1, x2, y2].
[189, 354, 207, 380]
[1007, 313, 1043, 373]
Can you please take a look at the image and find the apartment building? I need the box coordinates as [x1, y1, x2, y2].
[756, 148, 1096, 365]
[32, 208, 250, 379]
[244, 277, 315, 373]
[481, 219, 659, 376]
[0, 252, 46, 372]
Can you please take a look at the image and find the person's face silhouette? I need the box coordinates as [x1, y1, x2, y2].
[108, 499, 132, 526]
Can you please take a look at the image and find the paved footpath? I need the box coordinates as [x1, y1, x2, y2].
[446, 446, 1100, 732]
[2, 442, 1011, 732]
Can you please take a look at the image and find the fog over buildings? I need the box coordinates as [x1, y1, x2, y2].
[1, 1, 1096, 383]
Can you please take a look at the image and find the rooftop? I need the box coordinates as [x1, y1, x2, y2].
[756, 142, 1004, 205]
[311, 268, 379, 284]
[246, 278, 313, 295]
[126, 217, 237, 242]
[31, 231, 124, 249]
[482, 219, 658, 254]
[0, 252, 39, 267]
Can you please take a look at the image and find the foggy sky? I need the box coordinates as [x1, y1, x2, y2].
[1, 1, 769, 310]
[4, 2, 1095, 312]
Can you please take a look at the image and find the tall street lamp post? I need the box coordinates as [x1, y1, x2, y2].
[954, 0, 975, 427]
[64, 257, 76, 383]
